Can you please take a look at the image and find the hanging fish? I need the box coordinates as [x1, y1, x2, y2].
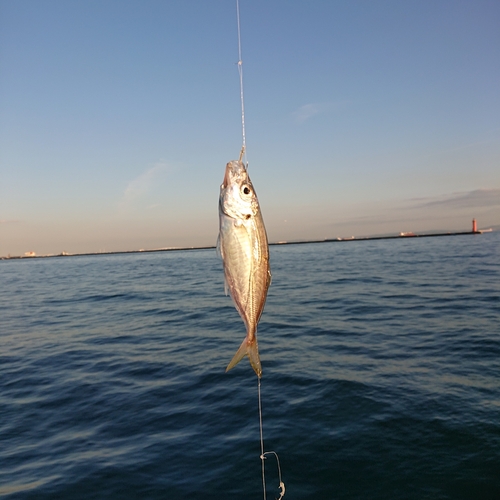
[218, 159, 271, 378]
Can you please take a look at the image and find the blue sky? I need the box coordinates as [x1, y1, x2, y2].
[1, 0, 499, 256]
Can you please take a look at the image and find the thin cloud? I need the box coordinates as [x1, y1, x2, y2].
[123, 162, 170, 202]
[434, 128, 500, 156]
[0, 219, 21, 224]
[416, 189, 500, 209]
[292, 101, 347, 123]
[293, 103, 324, 123]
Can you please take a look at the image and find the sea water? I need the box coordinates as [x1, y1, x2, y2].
[1, 233, 499, 499]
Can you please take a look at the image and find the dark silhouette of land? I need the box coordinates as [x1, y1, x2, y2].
[2, 228, 492, 260]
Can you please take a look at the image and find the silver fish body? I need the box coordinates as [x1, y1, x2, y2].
[218, 160, 271, 377]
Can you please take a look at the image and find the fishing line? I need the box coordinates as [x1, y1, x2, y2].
[236, 0, 246, 165]
[258, 377, 285, 500]
[236, 3, 284, 497]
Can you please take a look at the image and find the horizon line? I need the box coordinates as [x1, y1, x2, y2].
[2, 228, 493, 261]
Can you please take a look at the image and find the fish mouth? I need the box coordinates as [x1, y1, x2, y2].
[222, 160, 246, 188]
[222, 163, 231, 189]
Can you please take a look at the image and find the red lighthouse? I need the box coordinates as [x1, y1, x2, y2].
[472, 219, 477, 233]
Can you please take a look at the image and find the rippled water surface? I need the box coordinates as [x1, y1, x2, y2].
[1, 233, 499, 499]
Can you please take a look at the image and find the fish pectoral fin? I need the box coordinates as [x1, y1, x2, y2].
[226, 336, 262, 378]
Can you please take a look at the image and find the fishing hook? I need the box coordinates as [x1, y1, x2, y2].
[261, 451, 286, 499]
[278, 481, 286, 499]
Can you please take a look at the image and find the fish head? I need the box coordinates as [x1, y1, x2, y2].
[220, 160, 259, 221]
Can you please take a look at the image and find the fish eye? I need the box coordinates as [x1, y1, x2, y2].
[242, 185, 251, 195]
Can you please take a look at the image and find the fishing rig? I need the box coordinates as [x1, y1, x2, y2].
[235, 2, 285, 499]
[258, 378, 285, 500]
[236, 0, 246, 165]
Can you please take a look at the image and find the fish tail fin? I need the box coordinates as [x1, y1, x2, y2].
[226, 336, 262, 378]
